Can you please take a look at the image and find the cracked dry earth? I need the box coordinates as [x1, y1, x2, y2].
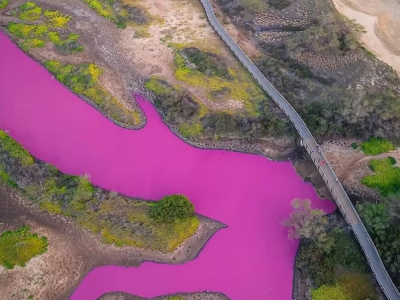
[0, 185, 224, 300]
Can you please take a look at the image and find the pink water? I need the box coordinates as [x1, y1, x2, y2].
[0, 32, 336, 299]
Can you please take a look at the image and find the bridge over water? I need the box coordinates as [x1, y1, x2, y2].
[199, 0, 400, 298]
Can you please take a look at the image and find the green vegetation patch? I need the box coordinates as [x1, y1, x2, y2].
[7, 23, 47, 40]
[173, 46, 265, 115]
[44, 61, 140, 126]
[356, 200, 400, 289]
[362, 158, 400, 196]
[17, 1, 42, 21]
[0, 0, 8, 9]
[43, 10, 71, 28]
[0, 226, 48, 269]
[145, 77, 289, 142]
[311, 271, 377, 300]
[0, 130, 198, 252]
[297, 229, 367, 287]
[145, 78, 205, 137]
[7, 3, 83, 53]
[0, 130, 34, 166]
[180, 47, 231, 79]
[361, 137, 395, 155]
[82, 0, 151, 30]
[149, 195, 194, 223]
[239, 0, 267, 12]
[311, 285, 350, 300]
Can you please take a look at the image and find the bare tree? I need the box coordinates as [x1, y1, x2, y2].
[283, 199, 333, 250]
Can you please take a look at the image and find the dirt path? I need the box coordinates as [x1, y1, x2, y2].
[332, 0, 400, 76]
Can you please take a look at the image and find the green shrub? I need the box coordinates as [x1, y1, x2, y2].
[8, 23, 38, 39]
[47, 31, 61, 44]
[18, 1, 42, 21]
[0, 0, 9, 9]
[0, 166, 17, 187]
[44, 10, 71, 28]
[179, 122, 204, 138]
[311, 285, 350, 300]
[361, 137, 395, 155]
[40, 201, 62, 214]
[22, 38, 45, 50]
[362, 158, 400, 196]
[0, 226, 48, 269]
[149, 195, 195, 223]
[388, 156, 397, 165]
[356, 201, 389, 235]
[351, 142, 358, 149]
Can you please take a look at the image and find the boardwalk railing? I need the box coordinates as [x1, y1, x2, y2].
[199, 0, 400, 298]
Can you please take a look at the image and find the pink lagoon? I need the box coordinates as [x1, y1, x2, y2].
[0, 32, 336, 300]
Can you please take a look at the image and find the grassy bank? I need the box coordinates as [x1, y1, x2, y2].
[171, 44, 266, 116]
[0, 130, 199, 252]
[145, 75, 290, 143]
[44, 61, 141, 127]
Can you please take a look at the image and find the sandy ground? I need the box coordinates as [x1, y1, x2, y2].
[0, 185, 224, 300]
[332, 0, 400, 76]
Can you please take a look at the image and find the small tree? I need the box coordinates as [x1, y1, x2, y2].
[283, 199, 332, 250]
[149, 194, 195, 223]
